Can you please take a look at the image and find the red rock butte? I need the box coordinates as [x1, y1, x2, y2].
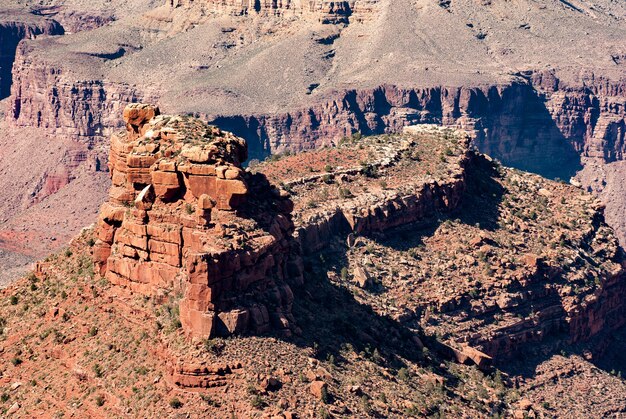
[94, 103, 302, 339]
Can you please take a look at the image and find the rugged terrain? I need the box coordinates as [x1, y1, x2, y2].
[0, 108, 625, 417]
[0, 0, 624, 281]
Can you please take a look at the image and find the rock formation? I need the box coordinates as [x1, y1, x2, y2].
[0, 12, 63, 99]
[257, 126, 626, 361]
[169, 0, 378, 22]
[1, 0, 625, 274]
[94, 104, 301, 338]
[2, 115, 626, 416]
[92, 108, 625, 356]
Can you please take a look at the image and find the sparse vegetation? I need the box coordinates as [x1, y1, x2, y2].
[169, 397, 183, 409]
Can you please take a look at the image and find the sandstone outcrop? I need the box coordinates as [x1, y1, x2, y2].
[94, 104, 301, 339]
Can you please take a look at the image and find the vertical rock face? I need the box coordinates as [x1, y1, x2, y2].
[94, 104, 301, 339]
[529, 71, 626, 163]
[0, 17, 63, 99]
[169, 0, 378, 22]
[214, 79, 625, 180]
[8, 41, 149, 143]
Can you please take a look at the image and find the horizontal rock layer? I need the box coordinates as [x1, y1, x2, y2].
[0, 16, 63, 99]
[8, 41, 152, 144]
[169, 0, 379, 22]
[214, 76, 626, 179]
[94, 105, 301, 339]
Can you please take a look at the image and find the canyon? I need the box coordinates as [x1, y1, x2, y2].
[0, 0, 624, 415]
[0, 0, 624, 282]
[0, 106, 625, 416]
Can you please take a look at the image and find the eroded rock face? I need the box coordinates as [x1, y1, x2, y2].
[0, 15, 63, 99]
[169, 0, 378, 22]
[215, 78, 625, 179]
[94, 104, 301, 338]
[257, 127, 626, 362]
[9, 41, 151, 140]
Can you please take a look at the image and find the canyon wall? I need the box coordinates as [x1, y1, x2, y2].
[6, 37, 623, 181]
[213, 77, 625, 181]
[168, 0, 379, 22]
[9, 42, 151, 144]
[0, 16, 63, 99]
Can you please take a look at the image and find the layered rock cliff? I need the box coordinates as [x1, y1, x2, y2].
[94, 104, 301, 339]
[0, 13, 63, 99]
[257, 125, 626, 361]
[169, 0, 378, 22]
[9, 64, 621, 182]
[9, 41, 150, 142]
[214, 76, 626, 179]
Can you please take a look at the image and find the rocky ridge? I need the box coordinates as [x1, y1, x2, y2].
[169, 0, 379, 23]
[0, 0, 625, 271]
[0, 108, 625, 416]
[257, 123, 626, 362]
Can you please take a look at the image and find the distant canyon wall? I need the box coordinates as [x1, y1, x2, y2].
[0, 18, 63, 99]
[5, 54, 625, 188]
[5, 46, 625, 180]
[9, 42, 150, 145]
[3, 33, 625, 240]
[212, 75, 625, 181]
[168, 0, 379, 22]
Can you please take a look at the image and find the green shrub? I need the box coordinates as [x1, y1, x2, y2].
[338, 187, 353, 199]
[251, 394, 265, 409]
[169, 397, 183, 409]
[93, 363, 103, 378]
[320, 386, 330, 404]
[204, 338, 225, 355]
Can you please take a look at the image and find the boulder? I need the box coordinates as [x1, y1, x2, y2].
[123, 103, 160, 135]
[135, 184, 155, 211]
[309, 380, 328, 400]
[353, 265, 373, 288]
